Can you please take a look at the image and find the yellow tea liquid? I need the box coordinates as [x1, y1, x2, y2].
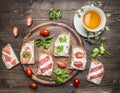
[83, 10, 101, 30]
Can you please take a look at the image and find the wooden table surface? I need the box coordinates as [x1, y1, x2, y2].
[0, 0, 120, 93]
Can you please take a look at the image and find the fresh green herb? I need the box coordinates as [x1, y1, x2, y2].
[85, 31, 100, 44]
[54, 68, 69, 84]
[106, 13, 111, 17]
[72, 7, 84, 18]
[49, 8, 62, 20]
[105, 26, 110, 31]
[91, 43, 112, 58]
[88, 0, 102, 7]
[35, 36, 53, 49]
[22, 52, 30, 58]
[35, 38, 44, 47]
[59, 36, 67, 43]
[56, 45, 64, 53]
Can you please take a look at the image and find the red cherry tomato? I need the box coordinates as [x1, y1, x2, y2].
[75, 52, 84, 58]
[40, 29, 50, 36]
[25, 67, 33, 77]
[28, 82, 38, 89]
[73, 78, 80, 87]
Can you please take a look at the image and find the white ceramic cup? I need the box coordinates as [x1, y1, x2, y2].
[81, 6, 106, 32]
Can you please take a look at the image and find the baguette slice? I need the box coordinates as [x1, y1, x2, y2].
[54, 32, 70, 57]
[20, 40, 34, 64]
[37, 53, 54, 76]
[70, 45, 87, 70]
[2, 44, 20, 69]
[87, 59, 104, 85]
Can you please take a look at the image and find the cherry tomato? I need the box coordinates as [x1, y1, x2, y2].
[57, 61, 67, 68]
[26, 16, 33, 27]
[40, 29, 50, 36]
[28, 82, 38, 89]
[74, 61, 83, 68]
[75, 52, 84, 58]
[13, 26, 19, 37]
[25, 67, 33, 77]
[73, 78, 80, 87]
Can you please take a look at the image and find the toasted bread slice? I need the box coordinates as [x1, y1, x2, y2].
[20, 40, 34, 64]
[70, 45, 87, 70]
[2, 44, 20, 69]
[37, 53, 54, 76]
[87, 59, 104, 85]
[54, 32, 70, 57]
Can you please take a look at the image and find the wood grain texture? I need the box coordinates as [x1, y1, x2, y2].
[0, 0, 120, 93]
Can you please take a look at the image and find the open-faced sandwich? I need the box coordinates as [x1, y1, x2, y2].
[70, 45, 87, 70]
[87, 59, 104, 85]
[20, 40, 34, 64]
[37, 53, 54, 76]
[2, 44, 20, 69]
[54, 32, 70, 57]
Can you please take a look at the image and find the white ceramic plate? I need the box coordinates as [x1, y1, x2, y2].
[73, 5, 102, 38]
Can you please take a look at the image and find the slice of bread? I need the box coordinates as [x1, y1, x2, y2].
[2, 44, 20, 69]
[70, 45, 87, 70]
[20, 40, 34, 64]
[37, 53, 54, 76]
[87, 59, 104, 85]
[54, 32, 71, 57]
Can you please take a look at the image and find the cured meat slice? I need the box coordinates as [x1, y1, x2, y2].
[38, 56, 50, 66]
[3, 55, 11, 62]
[41, 63, 52, 73]
[87, 59, 104, 85]
[37, 53, 54, 76]
[70, 45, 87, 70]
[2, 44, 20, 69]
[54, 32, 71, 57]
[2, 46, 11, 54]
[20, 41, 34, 64]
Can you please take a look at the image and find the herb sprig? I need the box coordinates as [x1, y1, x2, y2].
[22, 52, 30, 58]
[54, 68, 69, 84]
[35, 36, 53, 49]
[91, 43, 112, 58]
[49, 8, 62, 20]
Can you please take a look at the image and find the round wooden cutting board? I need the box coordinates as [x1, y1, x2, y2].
[21, 21, 85, 85]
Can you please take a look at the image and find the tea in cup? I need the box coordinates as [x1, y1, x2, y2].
[81, 6, 106, 32]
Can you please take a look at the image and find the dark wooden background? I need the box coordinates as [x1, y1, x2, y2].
[0, 0, 120, 93]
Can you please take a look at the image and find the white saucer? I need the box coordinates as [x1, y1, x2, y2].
[73, 5, 102, 38]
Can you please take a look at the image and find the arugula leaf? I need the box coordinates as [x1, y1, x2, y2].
[35, 38, 44, 47]
[49, 8, 62, 20]
[59, 36, 67, 43]
[54, 68, 69, 84]
[35, 36, 53, 49]
[91, 48, 100, 58]
[56, 45, 64, 53]
[55, 77, 64, 83]
[22, 52, 30, 58]
[45, 36, 53, 44]
[43, 44, 50, 49]
[91, 43, 112, 58]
